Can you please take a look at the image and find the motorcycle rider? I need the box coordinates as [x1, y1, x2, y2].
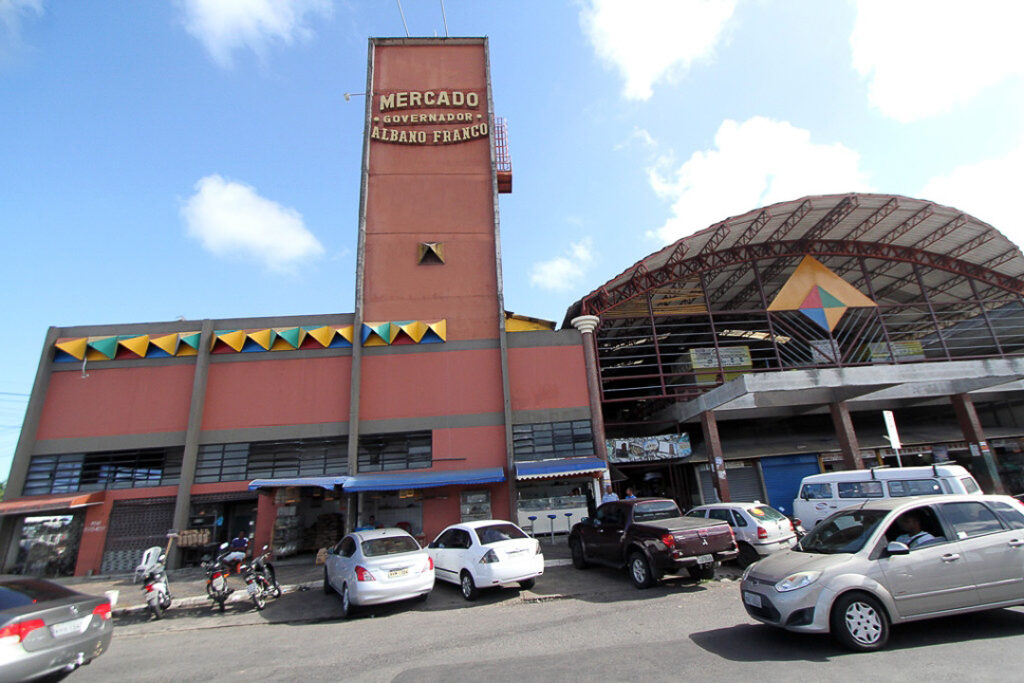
[223, 531, 249, 567]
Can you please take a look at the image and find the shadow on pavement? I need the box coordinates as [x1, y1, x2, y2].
[690, 607, 1024, 662]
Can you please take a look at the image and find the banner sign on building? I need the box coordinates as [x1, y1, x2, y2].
[606, 434, 692, 463]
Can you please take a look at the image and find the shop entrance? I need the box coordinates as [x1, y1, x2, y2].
[358, 490, 423, 540]
[515, 477, 592, 535]
[272, 486, 346, 558]
[614, 461, 697, 509]
[11, 513, 84, 577]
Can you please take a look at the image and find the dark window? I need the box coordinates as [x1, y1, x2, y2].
[357, 432, 432, 472]
[708, 508, 733, 526]
[433, 529, 460, 549]
[475, 524, 528, 545]
[361, 535, 420, 557]
[23, 449, 180, 495]
[731, 510, 749, 527]
[0, 579, 77, 610]
[748, 506, 786, 522]
[887, 479, 942, 497]
[631, 501, 680, 523]
[512, 420, 594, 462]
[596, 504, 625, 526]
[960, 477, 981, 494]
[800, 483, 832, 499]
[196, 437, 348, 483]
[684, 509, 706, 518]
[989, 501, 1024, 530]
[941, 502, 1005, 538]
[837, 481, 884, 499]
[339, 537, 357, 557]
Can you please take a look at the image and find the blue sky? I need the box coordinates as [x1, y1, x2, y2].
[2, 0, 1023, 481]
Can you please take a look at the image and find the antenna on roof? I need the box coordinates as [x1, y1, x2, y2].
[440, 0, 449, 37]
[396, 0, 410, 37]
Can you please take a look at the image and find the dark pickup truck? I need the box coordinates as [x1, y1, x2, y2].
[568, 498, 738, 588]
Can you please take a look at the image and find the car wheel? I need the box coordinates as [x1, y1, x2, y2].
[460, 570, 479, 601]
[831, 592, 890, 652]
[518, 578, 536, 590]
[340, 583, 355, 619]
[628, 551, 655, 589]
[737, 543, 760, 568]
[570, 538, 589, 570]
[687, 564, 716, 581]
[323, 568, 332, 595]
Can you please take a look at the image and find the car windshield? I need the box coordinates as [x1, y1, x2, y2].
[748, 505, 786, 521]
[0, 579, 77, 611]
[796, 509, 888, 555]
[632, 501, 681, 523]
[475, 524, 528, 545]
[361, 535, 420, 557]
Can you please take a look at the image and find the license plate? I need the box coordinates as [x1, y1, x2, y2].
[388, 567, 409, 579]
[50, 615, 90, 638]
[696, 554, 713, 565]
[246, 582, 259, 595]
[744, 591, 763, 608]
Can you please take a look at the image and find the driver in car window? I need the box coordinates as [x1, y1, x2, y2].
[894, 510, 938, 548]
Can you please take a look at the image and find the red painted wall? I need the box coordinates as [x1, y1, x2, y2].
[430, 425, 506, 471]
[37, 365, 194, 440]
[508, 345, 590, 412]
[358, 349, 503, 421]
[202, 356, 351, 431]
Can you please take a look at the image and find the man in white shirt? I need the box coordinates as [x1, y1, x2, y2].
[601, 485, 619, 504]
[894, 510, 938, 548]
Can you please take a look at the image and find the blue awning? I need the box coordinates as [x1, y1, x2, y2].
[515, 457, 607, 480]
[343, 468, 505, 492]
[247, 476, 349, 492]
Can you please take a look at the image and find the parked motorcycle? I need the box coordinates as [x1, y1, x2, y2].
[141, 553, 172, 619]
[251, 545, 282, 598]
[202, 543, 234, 613]
[237, 555, 273, 611]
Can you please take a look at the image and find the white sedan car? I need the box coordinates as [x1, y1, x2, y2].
[323, 528, 434, 618]
[428, 520, 544, 600]
[686, 502, 797, 567]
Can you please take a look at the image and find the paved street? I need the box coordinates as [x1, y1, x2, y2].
[69, 562, 1024, 682]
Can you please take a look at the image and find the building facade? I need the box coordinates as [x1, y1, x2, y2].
[0, 38, 605, 577]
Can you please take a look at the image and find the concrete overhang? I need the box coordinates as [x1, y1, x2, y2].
[664, 358, 1024, 424]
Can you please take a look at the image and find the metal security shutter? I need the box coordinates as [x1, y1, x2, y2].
[760, 454, 821, 515]
[699, 463, 764, 504]
[101, 498, 175, 575]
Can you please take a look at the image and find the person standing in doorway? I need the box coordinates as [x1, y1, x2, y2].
[602, 485, 620, 504]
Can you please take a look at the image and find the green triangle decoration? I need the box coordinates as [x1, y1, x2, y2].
[88, 336, 119, 360]
[277, 327, 301, 348]
[179, 333, 201, 350]
[818, 286, 845, 309]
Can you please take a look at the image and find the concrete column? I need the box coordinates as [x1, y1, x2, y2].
[571, 316, 608, 465]
[951, 393, 1005, 494]
[168, 319, 214, 569]
[0, 326, 61, 571]
[700, 411, 730, 502]
[829, 402, 864, 471]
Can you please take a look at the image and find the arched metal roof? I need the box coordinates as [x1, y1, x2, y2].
[564, 193, 1024, 325]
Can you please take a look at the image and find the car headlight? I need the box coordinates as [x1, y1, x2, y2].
[774, 571, 821, 593]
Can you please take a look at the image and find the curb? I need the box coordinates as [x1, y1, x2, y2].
[112, 580, 321, 617]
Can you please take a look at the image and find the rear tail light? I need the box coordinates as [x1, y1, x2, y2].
[788, 519, 796, 532]
[423, 557, 434, 572]
[0, 618, 46, 643]
[757, 526, 768, 539]
[793, 518, 802, 528]
[479, 549, 499, 564]
[660, 533, 676, 549]
[355, 565, 376, 582]
[212, 572, 222, 580]
[92, 602, 112, 621]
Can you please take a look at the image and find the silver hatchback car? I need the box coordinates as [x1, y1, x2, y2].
[740, 494, 1024, 650]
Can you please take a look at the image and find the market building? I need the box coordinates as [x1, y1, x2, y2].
[565, 193, 1024, 514]
[0, 37, 607, 577]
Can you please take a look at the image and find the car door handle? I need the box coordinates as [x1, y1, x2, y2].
[1009, 540, 1024, 548]
[941, 553, 961, 562]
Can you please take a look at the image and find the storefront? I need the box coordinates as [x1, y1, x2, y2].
[0, 492, 104, 577]
[247, 476, 348, 558]
[514, 456, 605, 534]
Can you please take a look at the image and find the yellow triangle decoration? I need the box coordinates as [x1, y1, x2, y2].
[337, 326, 354, 344]
[177, 344, 198, 357]
[85, 348, 109, 361]
[247, 329, 273, 350]
[305, 325, 335, 347]
[427, 319, 447, 341]
[216, 330, 247, 352]
[150, 333, 180, 356]
[397, 321, 428, 343]
[55, 338, 88, 360]
[118, 335, 150, 358]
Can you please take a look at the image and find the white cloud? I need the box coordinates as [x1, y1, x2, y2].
[580, 0, 736, 100]
[850, 0, 1024, 122]
[181, 174, 325, 271]
[0, 0, 43, 59]
[614, 126, 657, 151]
[179, 0, 331, 68]
[919, 142, 1024, 248]
[648, 117, 872, 243]
[530, 236, 595, 291]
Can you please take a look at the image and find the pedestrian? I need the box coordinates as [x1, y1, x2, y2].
[624, 487, 637, 500]
[601, 485, 619, 504]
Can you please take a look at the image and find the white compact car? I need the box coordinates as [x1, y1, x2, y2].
[428, 520, 544, 600]
[686, 502, 797, 567]
[323, 528, 434, 618]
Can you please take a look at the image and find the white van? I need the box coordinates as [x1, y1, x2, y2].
[792, 464, 982, 529]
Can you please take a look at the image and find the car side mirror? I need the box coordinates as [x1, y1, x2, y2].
[886, 541, 910, 556]
[580, 517, 589, 525]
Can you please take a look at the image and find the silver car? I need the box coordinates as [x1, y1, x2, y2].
[686, 502, 797, 567]
[740, 494, 1024, 650]
[323, 528, 435, 618]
